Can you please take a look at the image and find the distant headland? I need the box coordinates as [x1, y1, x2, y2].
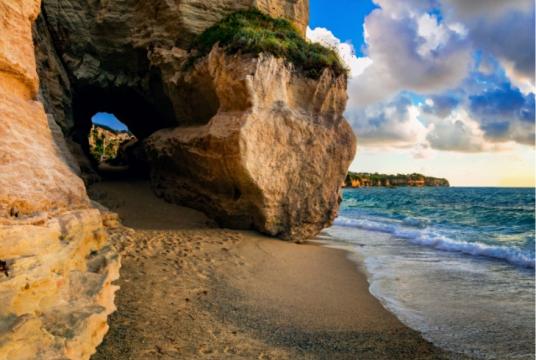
[345, 172, 450, 188]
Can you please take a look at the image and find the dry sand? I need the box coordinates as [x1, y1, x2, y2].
[90, 180, 467, 359]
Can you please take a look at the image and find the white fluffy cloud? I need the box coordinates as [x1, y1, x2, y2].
[306, 27, 372, 77]
[350, 3, 471, 106]
[425, 109, 491, 152]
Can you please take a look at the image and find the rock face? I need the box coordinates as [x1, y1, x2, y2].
[0, 1, 120, 359]
[89, 124, 136, 165]
[145, 48, 355, 239]
[35, 0, 355, 241]
[35, 0, 310, 137]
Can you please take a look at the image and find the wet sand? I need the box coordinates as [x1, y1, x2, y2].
[90, 180, 465, 359]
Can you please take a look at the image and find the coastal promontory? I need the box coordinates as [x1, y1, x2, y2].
[345, 172, 450, 188]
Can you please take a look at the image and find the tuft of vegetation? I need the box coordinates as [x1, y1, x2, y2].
[187, 9, 348, 79]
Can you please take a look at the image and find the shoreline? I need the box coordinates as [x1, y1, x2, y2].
[322, 222, 535, 360]
[90, 180, 463, 359]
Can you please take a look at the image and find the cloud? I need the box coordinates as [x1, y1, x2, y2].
[345, 94, 428, 147]
[306, 27, 372, 77]
[348, 3, 472, 106]
[344, 93, 502, 154]
[422, 94, 462, 117]
[471, 11, 534, 91]
[442, 0, 535, 91]
[469, 83, 535, 144]
[441, 0, 532, 19]
[371, 0, 434, 17]
[425, 109, 490, 152]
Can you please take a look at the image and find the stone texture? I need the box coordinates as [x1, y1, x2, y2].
[36, 0, 310, 138]
[0, 0, 87, 220]
[0, 211, 120, 360]
[145, 48, 356, 240]
[0, 1, 120, 358]
[34, 0, 354, 241]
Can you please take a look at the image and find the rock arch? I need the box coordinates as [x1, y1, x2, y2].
[32, 0, 356, 241]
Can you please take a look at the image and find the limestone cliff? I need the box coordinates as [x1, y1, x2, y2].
[34, 0, 355, 241]
[0, 1, 119, 359]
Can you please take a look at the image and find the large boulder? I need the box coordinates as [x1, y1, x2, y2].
[145, 48, 356, 240]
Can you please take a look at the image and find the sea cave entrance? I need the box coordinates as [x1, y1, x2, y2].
[71, 85, 177, 181]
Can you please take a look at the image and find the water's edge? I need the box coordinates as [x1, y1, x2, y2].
[314, 226, 535, 360]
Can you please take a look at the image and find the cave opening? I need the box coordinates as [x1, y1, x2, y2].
[72, 85, 176, 181]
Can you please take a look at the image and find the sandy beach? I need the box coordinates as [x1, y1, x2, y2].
[90, 180, 464, 359]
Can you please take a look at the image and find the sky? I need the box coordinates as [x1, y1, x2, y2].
[308, 0, 535, 187]
[92, 112, 129, 132]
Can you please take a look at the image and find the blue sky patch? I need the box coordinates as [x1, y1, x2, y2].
[92, 112, 129, 132]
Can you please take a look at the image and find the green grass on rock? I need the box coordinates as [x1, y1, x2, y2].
[188, 9, 347, 79]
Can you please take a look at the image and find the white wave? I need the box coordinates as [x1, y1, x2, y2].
[333, 216, 535, 268]
[333, 216, 398, 233]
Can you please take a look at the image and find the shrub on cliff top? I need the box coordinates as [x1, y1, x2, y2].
[188, 9, 347, 79]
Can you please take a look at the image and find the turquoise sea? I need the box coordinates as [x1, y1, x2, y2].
[320, 187, 535, 359]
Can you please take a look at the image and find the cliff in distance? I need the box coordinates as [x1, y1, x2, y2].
[345, 172, 450, 188]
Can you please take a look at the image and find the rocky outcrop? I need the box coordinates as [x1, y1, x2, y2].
[145, 48, 355, 240]
[33, 0, 353, 240]
[34, 0, 353, 241]
[0, 1, 119, 359]
[0, 211, 120, 360]
[34, 0, 308, 186]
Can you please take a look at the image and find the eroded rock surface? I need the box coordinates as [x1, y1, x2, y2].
[35, 0, 354, 241]
[145, 48, 356, 240]
[36, 0, 309, 138]
[34, 0, 353, 242]
[0, 1, 119, 359]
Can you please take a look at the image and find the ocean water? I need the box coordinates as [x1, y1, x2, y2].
[319, 187, 535, 359]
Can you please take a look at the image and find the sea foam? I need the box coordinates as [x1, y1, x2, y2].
[334, 216, 535, 268]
